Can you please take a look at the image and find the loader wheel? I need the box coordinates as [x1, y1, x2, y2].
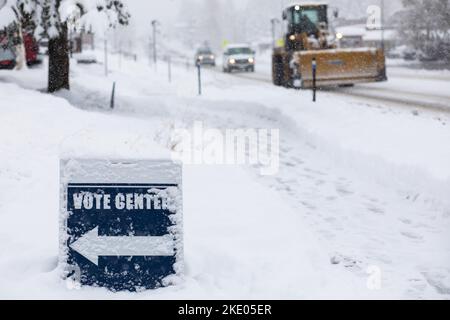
[272, 55, 285, 86]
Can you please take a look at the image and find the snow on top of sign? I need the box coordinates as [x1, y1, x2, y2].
[60, 159, 182, 185]
[58, 126, 171, 160]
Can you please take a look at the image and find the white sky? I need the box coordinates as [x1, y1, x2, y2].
[121, 0, 184, 39]
[122, 0, 403, 41]
[124, 0, 253, 37]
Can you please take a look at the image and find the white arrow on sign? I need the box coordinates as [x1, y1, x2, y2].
[70, 227, 175, 266]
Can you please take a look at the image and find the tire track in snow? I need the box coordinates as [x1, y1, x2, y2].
[210, 66, 450, 115]
[144, 93, 450, 299]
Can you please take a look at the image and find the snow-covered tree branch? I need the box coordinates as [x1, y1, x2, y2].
[400, 0, 450, 61]
[0, 0, 130, 91]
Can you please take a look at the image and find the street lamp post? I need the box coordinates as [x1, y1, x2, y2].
[104, 33, 108, 77]
[270, 18, 280, 48]
[381, 0, 385, 52]
[151, 20, 159, 68]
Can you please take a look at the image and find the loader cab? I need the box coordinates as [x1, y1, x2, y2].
[283, 4, 328, 50]
[283, 4, 328, 34]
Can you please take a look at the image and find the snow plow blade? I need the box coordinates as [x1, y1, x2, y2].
[295, 48, 387, 88]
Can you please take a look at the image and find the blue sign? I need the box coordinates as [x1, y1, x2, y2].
[60, 160, 183, 292]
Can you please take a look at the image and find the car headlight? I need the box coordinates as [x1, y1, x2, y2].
[289, 34, 296, 41]
[229, 58, 236, 64]
[198, 55, 204, 60]
[336, 32, 343, 40]
[210, 55, 214, 59]
[248, 57, 254, 63]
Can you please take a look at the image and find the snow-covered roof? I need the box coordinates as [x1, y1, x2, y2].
[335, 24, 366, 37]
[284, 1, 328, 10]
[225, 43, 252, 49]
[336, 24, 398, 41]
[364, 29, 397, 42]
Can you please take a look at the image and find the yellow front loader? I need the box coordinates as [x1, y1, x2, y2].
[272, 3, 387, 89]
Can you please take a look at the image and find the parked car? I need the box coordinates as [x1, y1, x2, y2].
[0, 46, 16, 69]
[0, 33, 15, 69]
[23, 32, 41, 66]
[195, 47, 216, 66]
[387, 45, 407, 59]
[0, 27, 41, 69]
[403, 50, 417, 61]
[222, 44, 255, 73]
[75, 52, 97, 64]
[38, 38, 49, 55]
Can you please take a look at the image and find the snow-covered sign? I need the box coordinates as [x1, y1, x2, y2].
[60, 159, 183, 292]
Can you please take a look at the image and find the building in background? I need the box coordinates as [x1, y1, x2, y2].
[335, 24, 397, 52]
[70, 28, 95, 54]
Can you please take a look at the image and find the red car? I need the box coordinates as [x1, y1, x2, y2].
[23, 32, 40, 66]
[0, 30, 41, 69]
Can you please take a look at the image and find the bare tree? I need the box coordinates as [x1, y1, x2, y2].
[400, 0, 450, 61]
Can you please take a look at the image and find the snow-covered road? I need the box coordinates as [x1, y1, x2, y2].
[0, 52, 449, 299]
[216, 57, 450, 114]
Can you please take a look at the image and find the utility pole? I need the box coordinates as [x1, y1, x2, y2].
[167, 56, 172, 83]
[104, 37, 108, 77]
[151, 20, 159, 69]
[381, 0, 385, 52]
[197, 62, 202, 96]
[270, 18, 280, 48]
[118, 41, 122, 70]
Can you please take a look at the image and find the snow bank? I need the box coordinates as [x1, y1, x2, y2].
[0, 77, 378, 298]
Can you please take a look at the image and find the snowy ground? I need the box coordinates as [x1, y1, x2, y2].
[0, 50, 449, 299]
